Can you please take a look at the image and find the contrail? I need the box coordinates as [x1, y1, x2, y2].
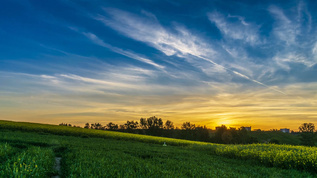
[196, 55, 287, 95]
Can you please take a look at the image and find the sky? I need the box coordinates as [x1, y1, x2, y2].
[0, 0, 316, 130]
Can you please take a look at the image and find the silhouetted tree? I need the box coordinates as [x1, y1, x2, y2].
[147, 116, 163, 129]
[180, 122, 196, 140]
[140, 118, 148, 129]
[214, 125, 227, 143]
[299, 123, 316, 146]
[106, 122, 118, 130]
[181, 122, 195, 130]
[195, 125, 210, 142]
[237, 127, 249, 144]
[213, 125, 257, 144]
[164, 120, 174, 130]
[91, 123, 104, 130]
[299, 123, 315, 132]
[119, 124, 127, 130]
[146, 116, 163, 135]
[84, 123, 90, 129]
[124, 120, 139, 132]
[59, 123, 73, 127]
[222, 131, 233, 144]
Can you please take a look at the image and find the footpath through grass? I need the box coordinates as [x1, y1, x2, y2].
[0, 120, 316, 177]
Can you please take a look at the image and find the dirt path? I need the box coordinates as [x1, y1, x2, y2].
[51, 157, 62, 178]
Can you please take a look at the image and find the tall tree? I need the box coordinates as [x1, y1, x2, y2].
[147, 116, 163, 135]
[181, 122, 195, 130]
[299, 123, 316, 146]
[299, 123, 315, 133]
[214, 125, 227, 143]
[140, 118, 148, 129]
[90, 123, 103, 130]
[147, 116, 163, 129]
[164, 120, 174, 130]
[106, 122, 118, 130]
[124, 120, 139, 132]
[84, 123, 90, 129]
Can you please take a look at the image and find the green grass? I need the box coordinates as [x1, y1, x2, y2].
[0, 146, 55, 177]
[0, 143, 16, 161]
[0, 120, 316, 177]
[1, 131, 314, 177]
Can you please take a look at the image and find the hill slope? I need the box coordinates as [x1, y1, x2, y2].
[0, 120, 316, 177]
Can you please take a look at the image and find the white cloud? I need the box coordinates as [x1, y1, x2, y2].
[81, 32, 165, 69]
[312, 42, 317, 60]
[94, 8, 290, 95]
[208, 12, 261, 45]
[268, 3, 316, 68]
[59, 74, 137, 88]
[97, 8, 215, 57]
[296, 1, 312, 32]
[272, 47, 317, 70]
[268, 6, 298, 45]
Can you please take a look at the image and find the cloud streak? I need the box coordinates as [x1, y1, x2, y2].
[81, 31, 165, 69]
[97, 8, 215, 57]
[97, 8, 288, 95]
[208, 11, 262, 45]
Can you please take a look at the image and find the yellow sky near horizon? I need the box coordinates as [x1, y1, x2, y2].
[1, 82, 316, 131]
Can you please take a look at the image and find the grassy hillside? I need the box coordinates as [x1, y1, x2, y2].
[0, 120, 316, 177]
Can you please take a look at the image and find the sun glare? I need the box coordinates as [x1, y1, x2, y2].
[215, 118, 232, 128]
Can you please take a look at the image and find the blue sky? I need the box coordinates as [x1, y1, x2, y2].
[0, 0, 316, 130]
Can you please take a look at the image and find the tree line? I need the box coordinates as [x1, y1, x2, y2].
[59, 117, 316, 146]
[59, 116, 258, 144]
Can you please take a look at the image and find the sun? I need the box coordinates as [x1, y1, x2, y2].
[215, 118, 233, 128]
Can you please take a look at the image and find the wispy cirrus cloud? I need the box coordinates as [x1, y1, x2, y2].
[268, 6, 299, 45]
[96, 8, 289, 95]
[208, 11, 262, 45]
[268, 2, 317, 69]
[97, 8, 215, 57]
[80, 30, 165, 69]
[312, 42, 317, 59]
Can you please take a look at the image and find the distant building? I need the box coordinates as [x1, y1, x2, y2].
[241, 126, 251, 131]
[280, 128, 290, 133]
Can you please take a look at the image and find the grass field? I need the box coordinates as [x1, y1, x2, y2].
[0, 120, 316, 177]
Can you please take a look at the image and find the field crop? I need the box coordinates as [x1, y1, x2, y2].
[195, 143, 317, 172]
[0, 120, 316, 177]
[1, 130, 314, 177]
[0, 143, 16, 160]
[0, 146, 55, 177]
[62, 137, 315, 177]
